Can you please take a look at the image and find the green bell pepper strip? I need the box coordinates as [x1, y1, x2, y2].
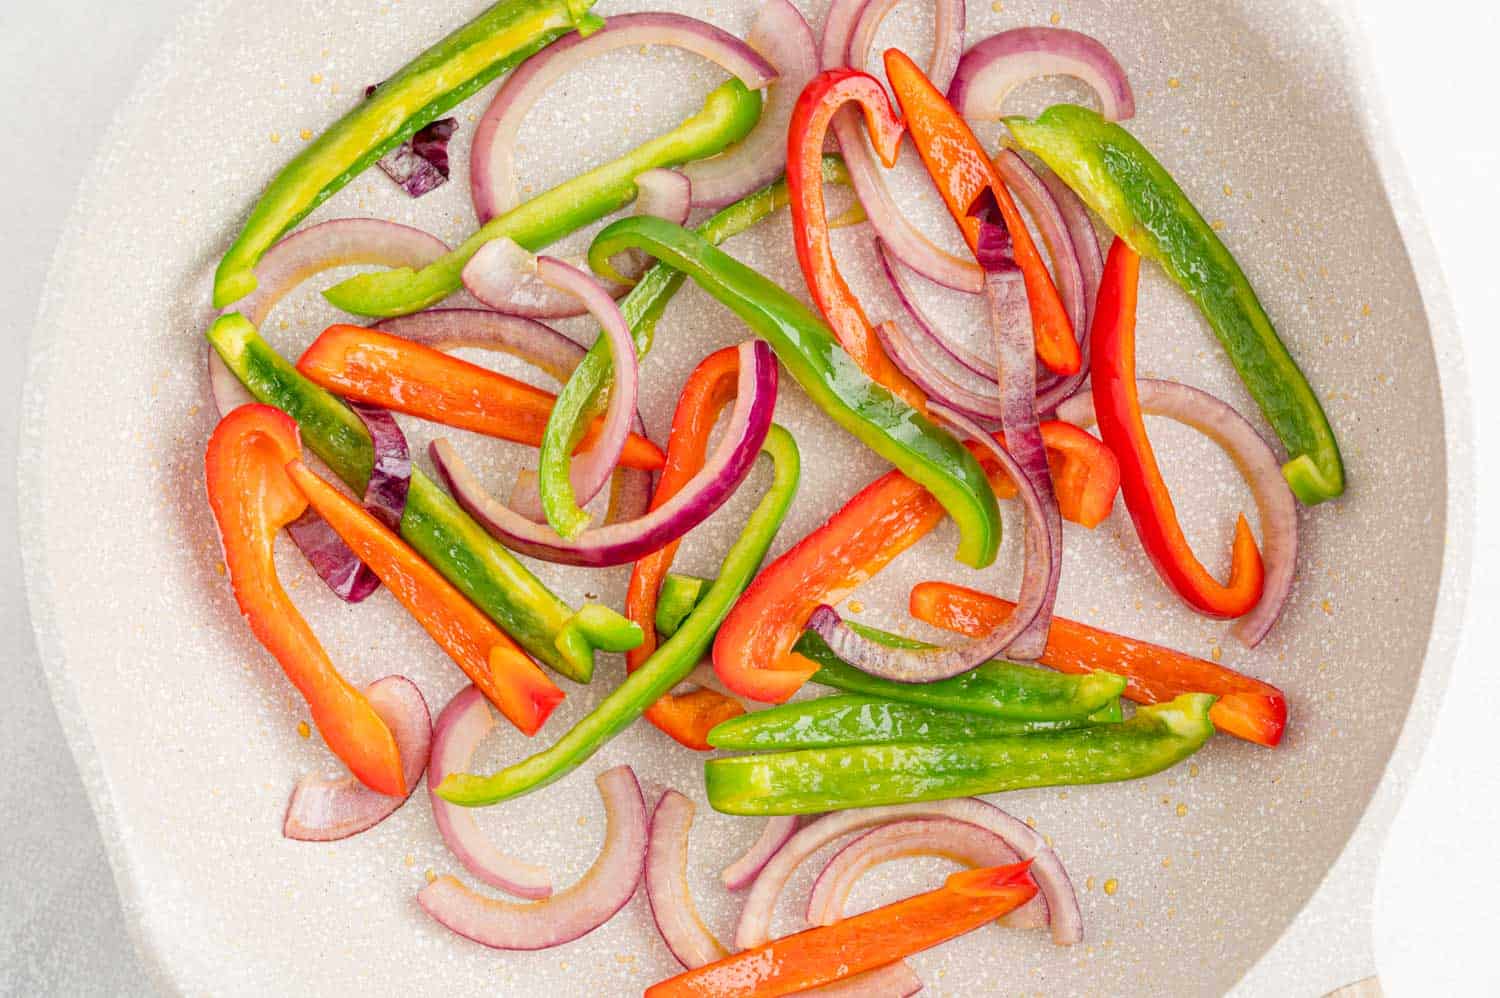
[214, 0, 601, 309]
[1005, 104, 1345, 505]
[587, 217, 1002, 569]
[536, 156, 851, 538]
[435, 425, 801, 808]
[321, 79, 763, 318]
[655, 572, 709, 637]
[705, 693, 1120, 751]
[206, 313, 639, 682]
[705, 692, 1216, 815]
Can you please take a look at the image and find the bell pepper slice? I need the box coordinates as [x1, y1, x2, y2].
[1006, 104, 1345, 504]
[908, 580, 1288, 747]
[1091, 239, 1264, 618]
[214, 0, 601, 308]
[882, 49, 1078, 375]
[434, 425, 800, 808]
[587, 216, 1001, 570]
[787, 69, 925, 406]
[204, 405, 404, 796]
[712, 421, 1118, 704]
[624, 346, 749, 749]
[646, 862, 1037, 998]
[296, 324, 664, 471]
[285, 459, 564, 735]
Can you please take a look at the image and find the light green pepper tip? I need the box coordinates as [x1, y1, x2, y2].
[1282, 453, 1344, 505]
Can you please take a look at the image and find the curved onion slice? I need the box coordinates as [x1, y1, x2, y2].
[877, 238, 999, 382]
[875, 319, 1000, 428]
[430, 340, 776, 567]
[721, 816, 800, 890]
[736, 798, 1081, 951]
[948, 26, 1136, 123]
[471, 12, 777, 223]
[1057, 379, 1297, 647]
[683, 0, 817, 208]
[645, 790, 730, 969]
[429, 686, 553, 899]
[419, 765, 647, 950]
[848, 0, 966, 92]
[283, 676, 431, 842]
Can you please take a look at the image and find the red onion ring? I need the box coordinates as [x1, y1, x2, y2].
[418, 765, 647, 950]
[875, 319, 1001, 428]
[848, 0, 966, 92]
[428, 686, 553, 899]
[948, 27, 1136, 123]
[645, 790, 730, 969]
[721, 816, 800, 890]
[470, 12, 777, 223]
[1057, 379, 1298, 647]
[430, 340, 776, 567]
[876, 238, 1000, 382]
[282, 676, 431, 841]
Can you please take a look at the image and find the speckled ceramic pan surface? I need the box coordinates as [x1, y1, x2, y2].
[19, 0, 1467, 994]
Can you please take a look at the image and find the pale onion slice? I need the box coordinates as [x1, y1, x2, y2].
[645, 790, 730, 969]
[948, 26, 1136, 122]
[848, 0, 965, 93]
[720, 816, 800, 891]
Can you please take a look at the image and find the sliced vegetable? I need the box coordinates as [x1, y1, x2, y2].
[646, 790, 730, 969]
[947, 27, 1135, 123]
[848, 0, 966, 92]
[376, 117, 457, 198]
[720, 817, 800, 892]
[654, 573, 708, 642]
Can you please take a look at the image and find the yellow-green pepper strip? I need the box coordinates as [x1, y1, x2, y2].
[587, 218, 1002, 569]
[322, 79, 763, 318]
[1006, 104, 1344, 505]
[207, 313, 639, 683]
[705, 693, 1216, 815]
[214, 0, 602, 308]
[436, 425, 800, 808]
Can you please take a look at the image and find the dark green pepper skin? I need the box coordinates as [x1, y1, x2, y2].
[214, 0, 601, 308]
[1007, 104, 1344, 505]
[705, 693, 1217, 815]
[587, 217, 1002, 570]
[435, 426, 801, 808]
[206, 314, 639, 682]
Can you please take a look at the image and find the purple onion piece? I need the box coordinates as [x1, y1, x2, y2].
[875, 320, 1001, 428]
[377, 117, 457, 198]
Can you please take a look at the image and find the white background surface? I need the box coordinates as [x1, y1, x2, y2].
[1, 1, 1494, 995]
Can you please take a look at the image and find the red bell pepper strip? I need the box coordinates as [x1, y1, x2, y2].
[204, 404, 405, 796]
[285, 460, 564, 736]
[645, 861, 1037, 998]
[909, 580, 1287, 747]
[296, 324, 664, 471]
[624, 347, 747, 749]
[713, 422, 1119, 703]
[1091, 239, 1264, 617]
[786, 69, 926, 409]
[882, 48, 1079, 376]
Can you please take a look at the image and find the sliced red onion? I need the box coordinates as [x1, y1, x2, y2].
[419, 765, 647, 950]
[283, 676, 431, 841]
[430, 340, 775, 567]
[377, 117, 457, 198]
[819, 0, 871, 67]
[471, 12, 777, 223]
[875, 319, 1000, 428]
[847, 0, 965, 92]
[720, 816, 800, 890]
[682, 0, 816, 208]
[735, 798, 1081, 951]
[645, 790, 729, 969]
[948, 27, 1136, 123]
[877, 238, 999, 382]
[1057, 379, 1297, 647]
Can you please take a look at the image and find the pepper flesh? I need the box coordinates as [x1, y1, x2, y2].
[705, 693, 1216, 815]
[207, 313, 640, 683]
[296, 324, 664, 470]
[204, 405, 404, 796]
[435, 426, 800, 808]
[214, 0, 599, 308]
[1006, 104, 1345, 504]
[286, 459, 564, 735]
[587, 216, 1001, 570]
[322, 79, 763, 317]
[645, 862, 1037, 998]
[1090, 239, 1265, 618]
[909, 580, 1288, 746]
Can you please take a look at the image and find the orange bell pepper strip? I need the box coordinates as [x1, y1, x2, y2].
[1091, 240, 1264, 617]
[645, 861, 1036, 998]
[883, 48, 1079, 376]
[786, 69, 926, 409]
[285, 460, 564, 736]
[908, 581, 1287, 747]
[624, 347, 747, 749]
[712, 422, 1119, 704]
[297, 324, 665, 472]
[204, 404, 405, 796]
